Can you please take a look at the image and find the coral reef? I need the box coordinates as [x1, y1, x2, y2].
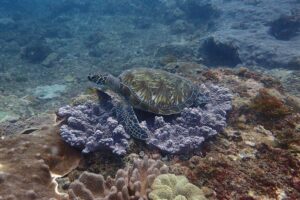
[162, 67, 300, 199]
[166, 119, 300, 199]
[0, 0, 300, 199]
[68, 156, 169, 200]
[57, 101, 130, 155]
[149, 173, 207, 200]
[1, 65, 300, 199]
[0, 118, 81, 200]
[57, 83, 232, 155]
[179, 0, 219, 22]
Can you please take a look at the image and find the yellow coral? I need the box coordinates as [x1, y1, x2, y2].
[149, 174, 207, 200]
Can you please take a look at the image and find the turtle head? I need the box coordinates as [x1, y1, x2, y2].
[88, 73, 120, 91]
[88, 73, 109, 86]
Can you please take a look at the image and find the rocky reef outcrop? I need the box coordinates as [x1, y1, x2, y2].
[0, 115, 81, 200]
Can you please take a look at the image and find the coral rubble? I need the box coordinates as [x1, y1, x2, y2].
[68, 156, 169, 200]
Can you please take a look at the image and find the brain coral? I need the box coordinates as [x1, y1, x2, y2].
[149, 174, 207, 200]
[68, 156, 169, 200]
[57, 83, 232, 154]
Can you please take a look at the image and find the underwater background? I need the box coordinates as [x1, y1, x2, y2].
[0, 0, 300, 199]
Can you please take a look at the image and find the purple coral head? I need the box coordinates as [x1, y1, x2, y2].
[57, 101, 130, 155]
[57, 83, 232, 155]
[145, 84, 232, 154]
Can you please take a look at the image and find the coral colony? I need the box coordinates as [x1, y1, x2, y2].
[68, 156, 207, 200]
[57, 84, 232, 155]
[68, 157, 169, 200]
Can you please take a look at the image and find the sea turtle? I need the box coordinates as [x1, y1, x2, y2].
[88, 68, 208, 140]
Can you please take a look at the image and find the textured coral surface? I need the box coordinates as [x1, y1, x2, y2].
[57, 101, 130, 155]
[149, 173, 207, 200]
[0, 115, 81, 200]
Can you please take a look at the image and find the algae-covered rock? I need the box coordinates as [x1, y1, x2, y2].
[149, 174, 207, 200]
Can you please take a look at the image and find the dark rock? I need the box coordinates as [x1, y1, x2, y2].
[89, 45, 116, 58]
[133, 17, 152, 29]
[155, 44, 194, 60]
[287, 57, 300, 70]
[269, 13, 300, 40]
[180, 0, 220, 22]
[85, 32, 106, 48]
[49, 0, 90, 18]
[43, 27, 73, 39]
[170, 20, 194, 34]
[163, 8, 185, 24]
[0, 18, 16, 30]
[21, 42, 52, 64]
[200, 37, 242, 67]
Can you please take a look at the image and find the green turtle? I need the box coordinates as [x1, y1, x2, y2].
[88, 68, 207, 140]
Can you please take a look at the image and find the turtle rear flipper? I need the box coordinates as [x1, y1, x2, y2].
[115, 102, 148, 140]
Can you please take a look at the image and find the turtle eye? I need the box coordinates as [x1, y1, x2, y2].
[87, 74, 93, 81]
[88, 74, 99, 82]
[97, 75, 107, 85]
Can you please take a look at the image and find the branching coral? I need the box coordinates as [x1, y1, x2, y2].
[149, 174, 207, 200]
[68, 157, 169, 200]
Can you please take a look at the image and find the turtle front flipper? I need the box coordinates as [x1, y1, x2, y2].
[115, 102, 148, 140]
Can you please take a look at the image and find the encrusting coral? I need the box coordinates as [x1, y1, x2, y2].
[68, 156, 169, 200]
[57, 83, 232, 154]
[149, 174, 207, 200]
[0, 115, 81, 200]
